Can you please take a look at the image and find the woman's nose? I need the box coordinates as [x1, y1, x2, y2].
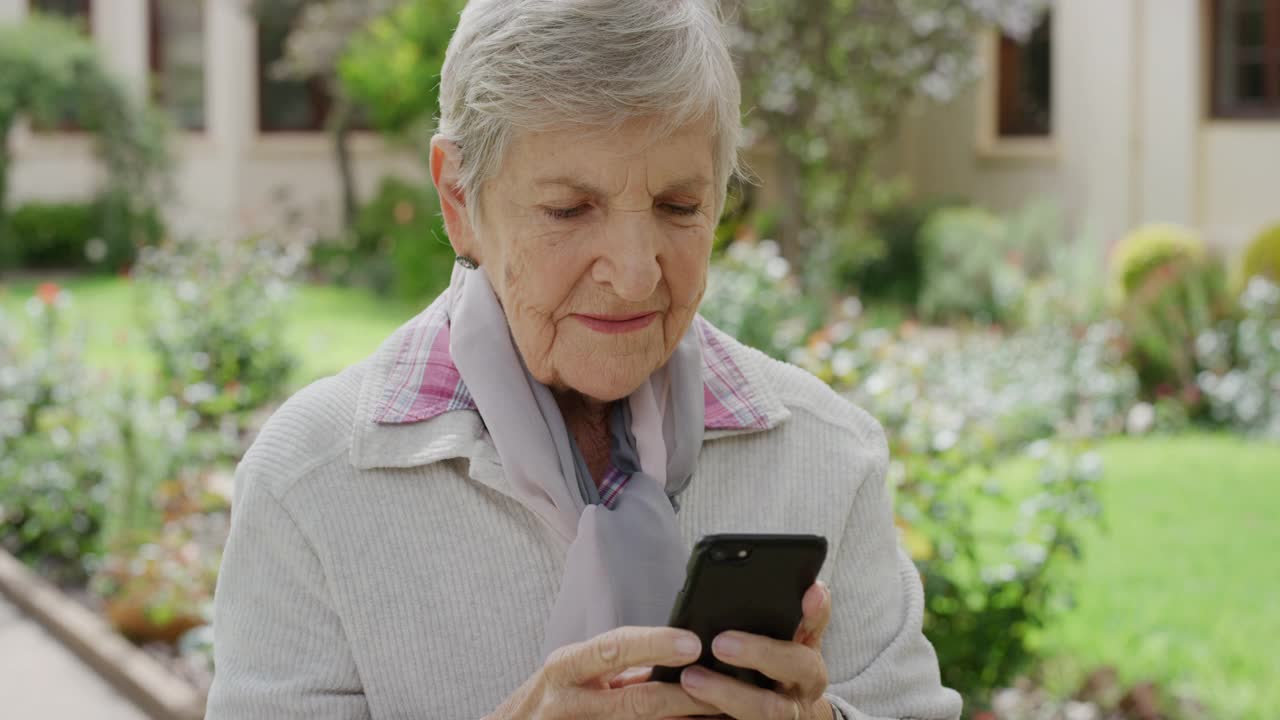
[592, 213, 662, 302]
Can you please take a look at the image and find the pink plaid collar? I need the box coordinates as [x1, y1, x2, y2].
[371, 302, 777, 433]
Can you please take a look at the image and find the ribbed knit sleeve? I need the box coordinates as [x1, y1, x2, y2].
[820, 420, 962, 720]
[205, 460, 371, 720]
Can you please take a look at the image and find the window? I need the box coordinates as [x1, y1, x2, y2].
[995, 13, 1053, 137]
[257, 3, 332, 132]
[149, 0, 206, 131]
[30, 0, 91, 28]
[1211, 0, 1280, 118]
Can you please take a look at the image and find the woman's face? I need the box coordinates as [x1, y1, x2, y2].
[432, 118, 717, 402]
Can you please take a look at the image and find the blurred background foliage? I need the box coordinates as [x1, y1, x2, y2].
[1, 1, 1278, 718]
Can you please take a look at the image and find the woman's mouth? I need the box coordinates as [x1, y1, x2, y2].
[571, 312, 659, 334]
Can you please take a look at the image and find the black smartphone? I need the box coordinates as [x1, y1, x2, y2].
[651, 533, 828, 688]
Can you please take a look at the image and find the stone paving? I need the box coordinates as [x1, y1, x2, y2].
[0, 592, 148, 719]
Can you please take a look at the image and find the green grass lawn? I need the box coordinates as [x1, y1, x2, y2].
[1027, 434, 1280, 720]
[0, 274, 420, 393]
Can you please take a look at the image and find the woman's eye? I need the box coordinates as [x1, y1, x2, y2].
[545, 205, 589, 220]
[662, 203, 701, 217]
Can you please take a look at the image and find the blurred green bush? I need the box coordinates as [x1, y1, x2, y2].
[717, 238, 1138, 704]
[0, 291, 110, 586]
[1237, 223, 1280, 290]
[134, 233, 305, 426]
[1118, 254, 1235, 406]
[699, 240, 827, 360]
[917, 207, 1012, 324]
[836, 196, 951, 306]
[311, 176, 454, 306]
[0, 284, 230, 628]
[1, 196, 164, 273]
[1108, 223, 1205, 306]
[916, 199, 1066, 328]
[1197, 277, 1280, 439]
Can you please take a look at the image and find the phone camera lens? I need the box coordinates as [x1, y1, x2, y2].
[711, 549, 727, 562]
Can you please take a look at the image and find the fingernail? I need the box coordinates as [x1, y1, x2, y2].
[682, 666, 708, 688]
[713, 634, 742, 658]
[676, 635, 701, 657]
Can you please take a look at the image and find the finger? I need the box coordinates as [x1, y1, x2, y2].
[609, 666, 653, 689]
[681, 666, 798, 720]
[547, 626, 702, 686]
[711, 631, 827, 699]
[578, 680, 721, 719]
[793, 581, 832, 649]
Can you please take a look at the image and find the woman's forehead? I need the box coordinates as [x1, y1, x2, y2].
[501, 119, 716, 193]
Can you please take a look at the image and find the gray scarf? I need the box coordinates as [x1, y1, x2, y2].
[447, 265, 704, 658]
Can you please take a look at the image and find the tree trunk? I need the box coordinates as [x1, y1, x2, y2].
[0, 116, 12, 220]
[774, 145, 807, 266]
[0, 118, 13, 272]
[328, 97, 359, 231]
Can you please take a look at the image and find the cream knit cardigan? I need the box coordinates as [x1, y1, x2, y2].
[205, 319, 962, 720]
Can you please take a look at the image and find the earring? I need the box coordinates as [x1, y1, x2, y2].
[455, 255, 479, 270]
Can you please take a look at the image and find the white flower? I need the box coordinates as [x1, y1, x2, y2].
[932, 429, 958, 452]
[765, 257, 790, 281]
[183, 382, 218, 405]
[1126, 402, 1155, 435]
[832, 349, 857, 378]
[84, 237, 108, 263]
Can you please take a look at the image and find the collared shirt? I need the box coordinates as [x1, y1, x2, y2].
[369, 303, 771, 508]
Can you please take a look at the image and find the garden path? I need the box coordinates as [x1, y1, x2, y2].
[0, 592, 148, 719]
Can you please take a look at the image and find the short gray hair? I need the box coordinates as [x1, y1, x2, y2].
[437, 0, 744, 224]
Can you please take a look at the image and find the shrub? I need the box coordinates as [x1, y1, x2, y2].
[1119, 255, 1235, 404]
[787, 314, 1137, 703]
[1, 196, 161, 272]
[5, 201, 97, 268]
[918, 207, 1023, 325]
[1236, 223, 1280, 290]
[911, 440, 1104, 701]
[0, 288, 110, 585]
[383, 184, 454, 305]
[311, 177, 453, 306]
[1108, 223, 1205, 306]
[134, 232, 307, 426]
[1021, 223, 1110, 329]
[838, 196, 954, 305]
[700, 240, 827, 359]
[1197, 277, 1280, 438]
[0, 285, 230, 586]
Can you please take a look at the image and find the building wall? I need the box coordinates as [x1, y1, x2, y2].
[2, 0, 426, 241]
[893, 0, 1280, 256]
[1202, 124, 1280, 252]
[6, 0, 1276, 250]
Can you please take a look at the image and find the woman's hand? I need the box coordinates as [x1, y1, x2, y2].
[679, 581, 835, 720]
[487, 626, 720, 719]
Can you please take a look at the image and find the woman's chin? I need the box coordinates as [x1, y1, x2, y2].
[561, 367, 652, 404]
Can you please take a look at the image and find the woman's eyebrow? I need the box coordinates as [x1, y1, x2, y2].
[533, 174, 711, 197]
[658, 174, 712, 195]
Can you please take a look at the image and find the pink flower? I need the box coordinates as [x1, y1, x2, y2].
[36, 282, 61, 305]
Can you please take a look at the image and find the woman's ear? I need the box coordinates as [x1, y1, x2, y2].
[429, 135, 477, 260]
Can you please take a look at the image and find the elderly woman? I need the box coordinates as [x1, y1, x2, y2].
[207, 1, 960, 719]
